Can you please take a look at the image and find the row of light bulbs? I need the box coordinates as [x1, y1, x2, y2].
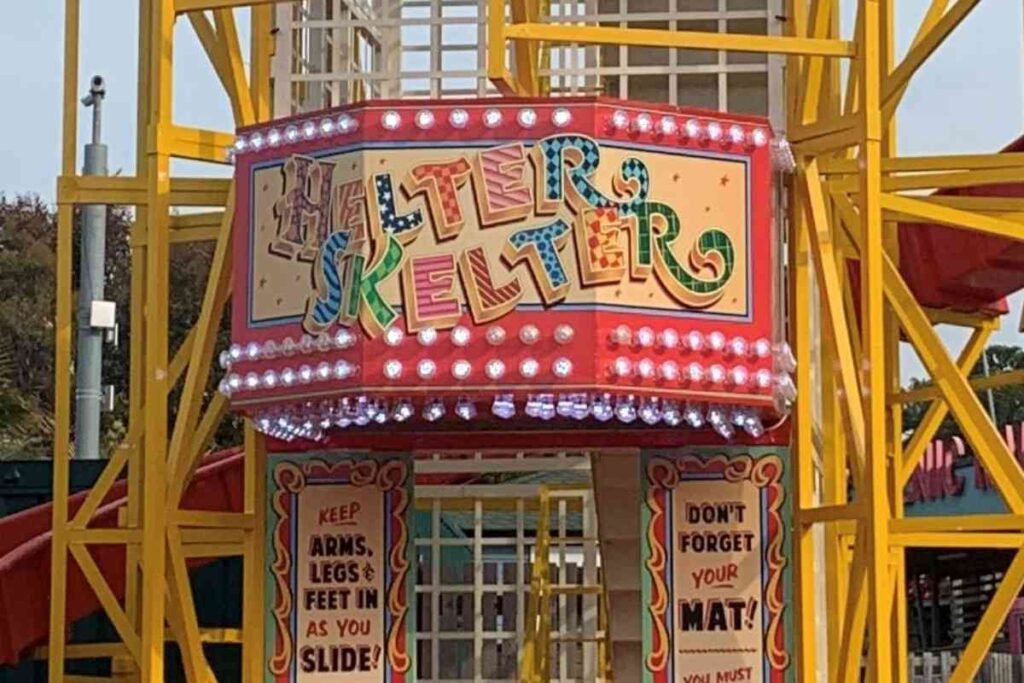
[229, 106, 769, 158]
[220, 325, 788, 370]
[251, 393, 768, 442]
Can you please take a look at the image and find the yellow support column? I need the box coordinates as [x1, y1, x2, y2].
[242, 423, 268, 683]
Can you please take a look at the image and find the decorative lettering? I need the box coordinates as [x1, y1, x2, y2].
[472, 143, 533, 225]
[400, 254, 462, 332]
[273, 156, 336, 260]
[403, 157, 473, 240]
[457, 246, 524, 324]
[502, 219, 572, 305]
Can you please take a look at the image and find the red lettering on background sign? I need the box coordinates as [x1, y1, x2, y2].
[905, 422, 1024, 503]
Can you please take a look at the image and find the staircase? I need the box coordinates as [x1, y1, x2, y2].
[591, 452, 643, 683]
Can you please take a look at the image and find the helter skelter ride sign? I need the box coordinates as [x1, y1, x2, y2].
[222, 97, 793, 441]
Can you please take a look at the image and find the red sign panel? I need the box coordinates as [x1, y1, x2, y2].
[225, 97, 789, 441]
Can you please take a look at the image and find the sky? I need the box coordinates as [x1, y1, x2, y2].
[0, 1, 1020, 382]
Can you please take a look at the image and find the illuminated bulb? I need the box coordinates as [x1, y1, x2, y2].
[660, 361, 680, 382]
[743, 413, 765, 438]
[219, 350, 231, 368]
[728, 337, 748, 357]
[486, 325, 506, 346]
[635, 326, 655, 348]
[333, 360, 355, 379]
[662, 400, 682, 426]
[636, 358, 656, 379]
[384, 326, 404, 347]
[728, 124, 745, 145]
[685, 331, 705, 352]
[280, 368, 296, 386]
[752, 338, 771, 358]
[414, 358, 436, 380]
[381, 110, 402, 130]
[751, 127, 768, 147]
[708, 331, 726, 352]
[228, 344, 243, 361]
[315, 335, 332, 353]
[315, 362, 332, 380]
[556, 395, 574, 418]
[449, 108, 470, 128]
[658, 116, 677, 136]
[492, 393, 516, 419]
[391, 399, 414, 423]
[451, 325, 471, 347]
[632, 113, 653, 133]
[299, 335, 315, 354]
[249, 132, 264, 149]
[451, 359, 472, 380]
[517, 108, 537, 128]
[684, 118, 702, 140]
[684, 403, 704, 428]
[485, 359, 506, 380]
[242, 342, 258, 361]
[520, 358, 540, 378]
[614, 395, 637, 423]
[244, 372, 260, 389]
[266, 128, 282, 146]
[298, 365, 314, 383]
[554, 324, 574, 345]
[571, 394, 590, 420]
[302, 120, 317, 139]
[730, 366, 750, 387]
[415, 109, 435, 129]
[708, 405, 735, 439]
[659, 328, 679, 350]
[639, 398, 662, 425]
[706, 122, 723, 142]
[383, 359, 403, 380]
[708, 364, 726, 384]
[262, 370, 279, 389]
[686, 362, 705, 383]
[776, 374, 797, 402]
[337, 114, 358, 133]
[610, 109, 629, 130]
[613, 356, 632, 378]
[233, 136, 248, 152]
[775, 342, 797, 373]
[483, 109, 503, 128]
[334, 328, 356, 349]
[591, 394, 614, 422]
[519, 324, 540, 345]
[417, 327, 438, 346]
[755, 368, 773, 389]
[422, 399, 446, 422]
[455, 397, 477, 421]
[552, 357, 573, 378]
[552, 108, 572, 127]
[610, 324, 632, 346]
[320, 118, 335, 135]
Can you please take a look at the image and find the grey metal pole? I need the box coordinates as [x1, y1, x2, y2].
[75, 75, 109, 460]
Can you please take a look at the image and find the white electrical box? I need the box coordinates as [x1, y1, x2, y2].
[90, 300, 116, 329]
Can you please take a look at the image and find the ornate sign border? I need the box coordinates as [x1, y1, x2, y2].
[641, 449, 791, 683]
[265, 452, 414, 682]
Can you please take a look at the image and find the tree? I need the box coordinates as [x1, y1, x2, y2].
[0, 194, 240, 460]
[902, 344, 1024, 442]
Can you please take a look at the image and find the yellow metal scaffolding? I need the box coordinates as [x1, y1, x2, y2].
[48, 1, 1024, 681]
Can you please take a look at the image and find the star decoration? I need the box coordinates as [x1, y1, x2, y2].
[720, 174, 730, 187]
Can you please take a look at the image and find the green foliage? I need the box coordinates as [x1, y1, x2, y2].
[0, 194, 241, 460]
[902, 344, 1024, 441]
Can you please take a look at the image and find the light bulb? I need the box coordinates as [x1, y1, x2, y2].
[658, 116, 677, 136]
[298, 365, 314, 383]
[384, 326, 404, 347]
[228, 344, 243, 361]
[302, 120, 317, 139]
[554, 324, 574, 345]
[315, 362, 332, 380]
[417, 327, 438, 346]
[686, 362, 704, 383]
[492, 393, 516, 419]
[244, 372, 259, 389]
[415, 110, 435, 129]
[335, 328, 357, 348]
[684, 118, 702, 140]
[552, 108, 572, 127]
[233, 136, 248, 152]
[391, 399, 414, 423]
[333, 360, 354, 379]
[261, 340, 279, 358]
[381, 110, 402, 130]
[686, 331, 705, 352]
[659, 328, 679, 350]
[660, 361, 680, 382]
[662, 400, 682, 426]
[449, 108, 469, 128]
[452, 359, 472, 380]
[610, 325, 632, 346]
[706, 122, 723, 142]
[337, 114, 358, 133]
[751, 127, 768, 148]
[519, 324, 540, 345]
[423, 399, 446, 422]
[266, 128, 281, 146]
[730, 366, 750, 387]
[614, 395, 637, 423]
[728, 124, 745, 145]
[755, 368, 773, 389]
[417, 359, 437, 379]
[639, 398, 661, 425]
[383, 359, 403, 380]
[248, 132, 264, 149]
[635, 326, 655, 348]
[591, 394, 614, 422]
[552, 357, 573, 378]
[632, 113, 653, 133]
[455, 397, 477, 420]
[486, 359, 506, 380]
[486, 325, 506, 346]
[261, 370, 278, 388]
[245, 342, 260, 360]
[483, 109, 503, 128]
[451, 325, 471, 347]
[610, 110, 629, 130]
[612, 357, 632, 378]
[636, 358, 656, 379]
[280, 368, 296, 386]
[753, 338, 772, 358]
[520, 358, 540, 378]
[708, 331, 726, 352]
[298, 335, 315, 354]
[320, 118, 335, 135]
[708, 364, 726, 384]
[684, 403, 704, 428]
[728, 337, 748, 357]
[517, 108, 537, 128]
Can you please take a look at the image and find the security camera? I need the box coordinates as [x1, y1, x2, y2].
[81, 75, 106, 106]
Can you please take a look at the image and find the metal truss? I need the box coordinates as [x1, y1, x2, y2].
[47, 1, 1024, 682]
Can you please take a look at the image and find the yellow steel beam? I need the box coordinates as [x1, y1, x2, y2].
[830, 165, 1024, 193]
[183, 543, 245, 558]
[819, 151, 1024, 175]
[889, 532, 1024, 549]
[892, 515, 1024, 534]
[68, 544, 142, 664]
[924, 307, 1002, 329]
[881, 193, 1024, 241]
[213, 9, 256, 126]
[503, 22, 856, 57]
[249, 4, 273, 121]
[176, 0, 279, 11]
[68, 528, 143, 545]
[951, 548, 1024, 682]
[57, 175, 231, 207]
[898, 326, 991, 485]
[166, 525, 216, 682]
[797, 502, 864, 525]
[797, 0, 834, 124]
[242, 424, 267, 683]
[880, 0, 948, 122]
[510, 0, 541, 96]
[172, 510, 255, 529]
[882, 0, 980, 115]
[164, 124, 233, 164]
[789, 112, 858, 145]
[894, 368, 1024, 404]
[837, 533, 869, 683]
[187, 12, 234, 99]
